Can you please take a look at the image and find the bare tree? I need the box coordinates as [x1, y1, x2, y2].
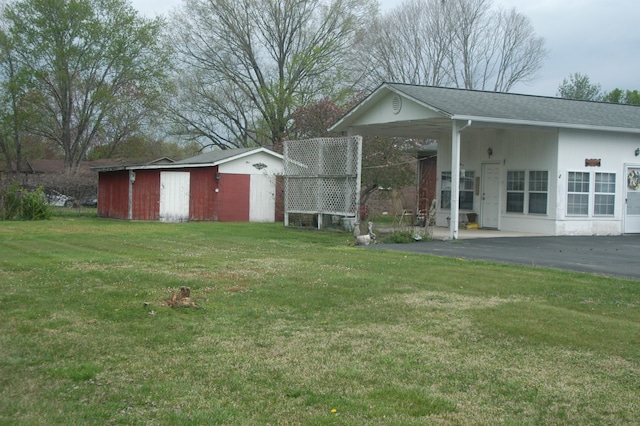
[357, 0, 546, 92]
[489, 8, 547, 92]
[356, 0, 451, 88]
[168, 0, 376, 150]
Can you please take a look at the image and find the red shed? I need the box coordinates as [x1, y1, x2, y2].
[94, 148, 284, 222]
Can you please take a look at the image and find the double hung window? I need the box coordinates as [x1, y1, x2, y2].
[567, 172, 589, 215]
[505, 170, 548, 214]
[594, 173, 615, 215]
[566, 172, 616, 216]
[441, 171, 475, 210]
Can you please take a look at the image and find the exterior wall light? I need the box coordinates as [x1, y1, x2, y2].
[487, 147, 493, 158]
[636, 148, 640, 156]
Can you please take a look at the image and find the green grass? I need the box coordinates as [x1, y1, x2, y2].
[0, 218, 638, 425]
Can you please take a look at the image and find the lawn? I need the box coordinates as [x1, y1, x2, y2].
[0, 217, 638, 425]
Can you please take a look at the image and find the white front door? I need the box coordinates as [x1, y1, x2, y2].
[481, 163, 500, 228]
[159, 171, 190, 222]
[624, 166, 640, 233]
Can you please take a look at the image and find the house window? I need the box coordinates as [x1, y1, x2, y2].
[441, 171, 475, 210]
[594, 172, 615, 215]
[528, 171, 548, 214]
[506, 171, 525, 213]
[441, 172, 451, 209]
[460, 171, 475, 210]
[567, 171, 590, 215]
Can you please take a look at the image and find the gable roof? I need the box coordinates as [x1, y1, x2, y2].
[92, 147, 282, 172]
[174, 147, 282, 165]
[330, 83, 640, 136]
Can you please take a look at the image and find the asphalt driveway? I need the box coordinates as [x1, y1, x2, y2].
[368, 235, 640, 280]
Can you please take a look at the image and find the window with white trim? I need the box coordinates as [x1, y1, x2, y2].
[528, 171, 548, 214]
[506, 171, 525, 213]
[567, 171, 589, 215]
[441, 171, 475, 210]
[594, 172, 615, 215]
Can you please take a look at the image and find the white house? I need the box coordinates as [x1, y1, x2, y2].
[330, 83, 640, 238]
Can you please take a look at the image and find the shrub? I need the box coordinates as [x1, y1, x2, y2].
[1, 181, 21, 220]
[0, 182, 52, 221]
[380, 230, 415, 244]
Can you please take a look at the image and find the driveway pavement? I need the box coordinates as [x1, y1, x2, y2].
[368, 231, 640, 280]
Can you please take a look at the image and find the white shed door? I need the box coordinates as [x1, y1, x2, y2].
[624, 166, 640, 233]
[249, 174, 275, 222]
[159, 171, 190, 222]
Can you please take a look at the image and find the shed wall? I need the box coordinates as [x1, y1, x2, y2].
[132, 170, 160, 220]
[189, 167, 218, 221]
[98, 170, 129, 219]
[218, 151, 283, 175]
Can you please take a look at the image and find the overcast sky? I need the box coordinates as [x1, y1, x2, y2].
[131, 0, 640, 97]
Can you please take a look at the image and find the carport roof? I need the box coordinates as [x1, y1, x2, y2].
[330, 83, 640, 136]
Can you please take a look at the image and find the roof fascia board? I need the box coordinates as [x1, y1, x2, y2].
[452, 115, 640, 134]
[94, 162, 218, 172]
[213, 147, 284, 167]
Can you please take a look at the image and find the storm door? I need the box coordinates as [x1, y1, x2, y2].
[624, 165, 640, 233]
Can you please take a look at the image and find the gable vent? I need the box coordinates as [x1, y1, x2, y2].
[391, 95, 402, 114]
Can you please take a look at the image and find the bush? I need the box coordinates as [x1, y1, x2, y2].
[0, 182, 52, 221]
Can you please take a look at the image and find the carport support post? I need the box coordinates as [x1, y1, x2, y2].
[450, 120, 471, 240]
[450, 121, 461, 240]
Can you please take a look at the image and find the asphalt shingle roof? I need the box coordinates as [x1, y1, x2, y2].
[386, 83, 640, 130]
[174, 147, 259, 164]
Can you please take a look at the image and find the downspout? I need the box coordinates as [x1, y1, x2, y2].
[450, 120, 472, 240]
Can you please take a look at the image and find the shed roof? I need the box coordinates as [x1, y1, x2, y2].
[330, 83, 640, 137]
[92, 147, 282, 172]
[174, 147, 282, 165]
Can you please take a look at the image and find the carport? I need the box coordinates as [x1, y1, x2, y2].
[330, 84, 494, 239]
[330, 83, 640, 239]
